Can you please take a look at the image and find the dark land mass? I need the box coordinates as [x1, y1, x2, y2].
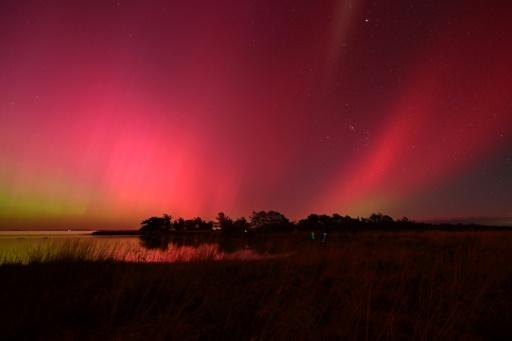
[92, 223, 512, 236]
[92, 211, 512, 236]
[2, 231, 512, 340]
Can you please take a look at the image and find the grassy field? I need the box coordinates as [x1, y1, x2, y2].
[1, 231, 512, 340]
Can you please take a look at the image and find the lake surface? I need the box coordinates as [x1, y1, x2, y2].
[0, 231, 284, 264]
[3, 230, 511, 265]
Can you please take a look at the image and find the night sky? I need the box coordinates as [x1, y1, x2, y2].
[1, 0, 511, 229]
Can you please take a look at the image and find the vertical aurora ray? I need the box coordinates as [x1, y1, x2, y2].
[0, 0, 511, 228]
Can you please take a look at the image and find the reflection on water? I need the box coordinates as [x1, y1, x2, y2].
[0, 232, 289, 264]
[121, 243, 284, 263]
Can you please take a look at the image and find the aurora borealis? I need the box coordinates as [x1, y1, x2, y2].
[0, 0, 511, 229]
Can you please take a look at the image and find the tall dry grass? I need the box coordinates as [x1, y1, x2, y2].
[1, 231, 511, 340]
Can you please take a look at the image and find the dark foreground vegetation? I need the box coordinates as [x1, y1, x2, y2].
[2, 232, 512, 339]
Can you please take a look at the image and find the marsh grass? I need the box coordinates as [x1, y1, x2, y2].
[0, 239, 117, 265]
[1, 232, 512, 339]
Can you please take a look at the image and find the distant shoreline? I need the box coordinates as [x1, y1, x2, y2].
[93, 225, 512, 236]
[91, 230, 140, 236]
[0, 230, 96, 236]
[1, 224, 512, 237]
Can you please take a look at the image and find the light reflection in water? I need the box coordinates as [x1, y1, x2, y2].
[119, 243, 284, 262]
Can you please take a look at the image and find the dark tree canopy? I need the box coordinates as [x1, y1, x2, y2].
[215, 212, 233, 231]
[140, 214, 172, 234]
[138, 211, 502, 236]
[249, 210, 292, 231]
[139, 214, 213, 233]
[368, 213, 394, 224]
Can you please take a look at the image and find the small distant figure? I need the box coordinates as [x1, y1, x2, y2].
[321, 232, 328, 243]
[310, 231, 316, 241]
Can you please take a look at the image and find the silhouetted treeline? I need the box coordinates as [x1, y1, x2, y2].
[138, 211, 509, 236]
[140, 214, 213, 233]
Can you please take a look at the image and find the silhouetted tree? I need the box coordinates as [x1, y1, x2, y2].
[249, 210, 292, 231]
[220, 217, 249, 234]
[140, 214, 172, 234]
[216, 212, 234, 232]
[233, 217, 249, 232]
[298, 213, 361, 232]
[136, 210, 483, 237]
[173, 217, 185, 231]
[368, 213, 394, 224]
[183, 217, 213, 231]
[298, 214, 332, 230]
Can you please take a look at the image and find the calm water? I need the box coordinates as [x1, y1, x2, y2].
[0, 231, 283, 264]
